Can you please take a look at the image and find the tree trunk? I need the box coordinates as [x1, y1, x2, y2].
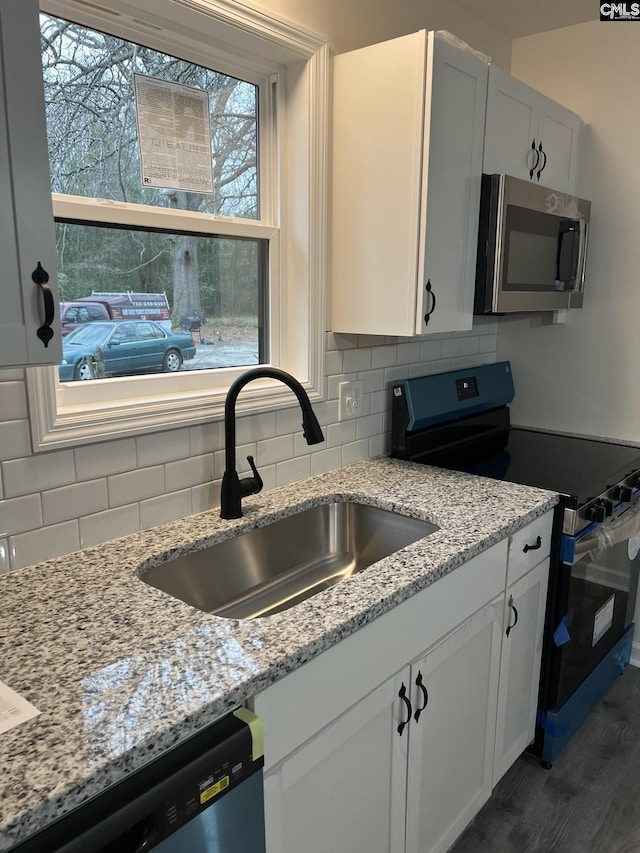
[169, 190, 204, 325]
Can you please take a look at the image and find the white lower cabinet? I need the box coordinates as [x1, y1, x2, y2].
[262, 600, 503, 853]
[493, 559, 549, 785]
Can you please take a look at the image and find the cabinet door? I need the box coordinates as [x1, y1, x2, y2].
[535, 94, 581, 194]
[0, 0, 61, 367]
[493, 559, 550, 785]
[483, 66, 538, 181]
[417, 31, 488, 335]
[263, 668, 409, 853]
[405, 600, 502, 853]
[331, 30, 487, 337]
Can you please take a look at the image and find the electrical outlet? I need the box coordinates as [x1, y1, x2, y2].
[338, 380, 364, 421]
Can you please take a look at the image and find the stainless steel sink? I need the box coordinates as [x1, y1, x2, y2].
[140, 501, 438, 620]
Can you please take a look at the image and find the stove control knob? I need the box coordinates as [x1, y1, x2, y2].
[615, 485, 634, 504]
[585, 500, 613, 523]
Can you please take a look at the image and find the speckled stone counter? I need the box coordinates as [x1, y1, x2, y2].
[0, 458, 557, 850]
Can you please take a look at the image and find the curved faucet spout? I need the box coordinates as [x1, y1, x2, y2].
[220, 367, 324, 519]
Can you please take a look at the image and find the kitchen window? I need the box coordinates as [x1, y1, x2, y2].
[27, 0, 328, 450]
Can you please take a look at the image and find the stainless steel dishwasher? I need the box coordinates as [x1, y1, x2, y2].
[12, 709, 265, 853]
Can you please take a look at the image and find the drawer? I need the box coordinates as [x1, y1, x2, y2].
[507, 510, 554, 586]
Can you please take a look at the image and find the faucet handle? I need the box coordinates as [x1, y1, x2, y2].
[245, 455, 263, 495]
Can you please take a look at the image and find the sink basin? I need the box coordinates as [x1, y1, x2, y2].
[140, 501, 438, 620]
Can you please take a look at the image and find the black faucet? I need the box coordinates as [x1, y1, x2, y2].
[220, 367, 325, 519]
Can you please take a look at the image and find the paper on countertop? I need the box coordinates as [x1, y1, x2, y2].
[0, 679, 40, 734]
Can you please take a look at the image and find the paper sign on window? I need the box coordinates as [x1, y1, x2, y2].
[134, 74, 214, 193]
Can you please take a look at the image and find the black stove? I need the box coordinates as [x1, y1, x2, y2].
[390, 360, 640, 766]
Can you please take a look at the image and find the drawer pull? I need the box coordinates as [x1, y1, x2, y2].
[523, 535, 542, 554]
[397, 682, 412, 736]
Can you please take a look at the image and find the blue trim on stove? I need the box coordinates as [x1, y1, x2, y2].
[537, 623, 634, 766]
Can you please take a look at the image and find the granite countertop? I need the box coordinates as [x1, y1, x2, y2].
[0, 457, 558, 850]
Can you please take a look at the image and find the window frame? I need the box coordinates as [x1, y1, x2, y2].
[27, 0, 329, 451]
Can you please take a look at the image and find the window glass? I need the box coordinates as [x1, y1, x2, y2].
[55, 221, 265, 376]
[40, 13, 259, 218]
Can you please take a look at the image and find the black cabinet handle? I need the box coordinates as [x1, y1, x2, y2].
[423, 280, 437, 327]
[33, 262, 55, 348]
[414, 670, 429, 722]
[397, 682, 412, 736]
[537, 142, 547, 181]
[528, 138, 540, 179]
[506, 594, 519, 638]
[523, 535, 542, 554]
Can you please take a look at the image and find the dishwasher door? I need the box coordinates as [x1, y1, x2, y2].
[13, 709, 265, 853]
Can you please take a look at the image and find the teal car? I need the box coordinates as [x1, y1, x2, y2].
[58, 320, 196, 381]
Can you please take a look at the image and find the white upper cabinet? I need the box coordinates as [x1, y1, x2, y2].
[0, 0, 61, 367]
[484, 66, 582, 195]
[331, 31, 488, 337]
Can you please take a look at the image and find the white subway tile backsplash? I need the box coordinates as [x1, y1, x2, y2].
[10, 521, 80, 570]
[0, 538, 9, 574]
[327, 421, 356, 448]
[189, 421, 224, 456]
[369, 433, 386, 458]
[0, 420, 32, 462]
[343, 347, 372, 373]
[358, 369, 385, 394]
[276, 455, 311, 487]
[0, 494, 42, 537]
[356, 413, 384, 440]
[137, 428, 191, 467]
[276, 406, 305, 436]
[108, 466, 165, 507]
[441, 338, 463, 359]
[256, 434, 294, 466]
[192, 480, 221, 514]
[341, 439, 369, 466]
[3, 449, 75, 498]
[165, 453, 215, 492]
[371, 345, 397, 369]
[140, 489, 193, 530]
[420, 339, 443, 361]
[369, 390, 388, 414]
[396, 341, 422, 365]
[324, 349, 343, 376]
[75, 438, 137, 481]
[236, 411, 277, 445]
[0, 382, 27, 421]
[42, 480, 108, 526]
[310, 447, 343, 476]
[313, 399, 339, 427]
[79, 505, 141, 549]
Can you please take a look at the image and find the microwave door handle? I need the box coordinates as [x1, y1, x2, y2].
[556, 225, 580, 289]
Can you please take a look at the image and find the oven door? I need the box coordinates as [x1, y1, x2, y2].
[548, 503, 640, 709]
[475, 173, 591, 314]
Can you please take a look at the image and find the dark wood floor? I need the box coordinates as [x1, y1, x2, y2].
[450, 665, 640, 853]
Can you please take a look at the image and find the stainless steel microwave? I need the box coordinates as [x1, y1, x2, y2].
[474, 173, 591, 314]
